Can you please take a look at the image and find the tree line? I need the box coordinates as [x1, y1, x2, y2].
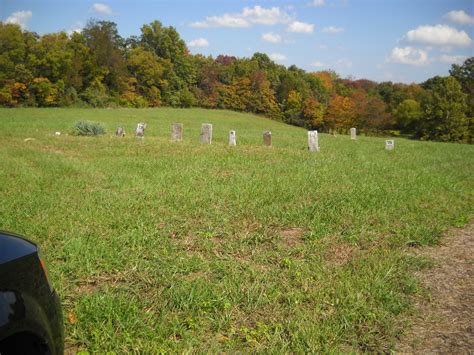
[0, 20, 472, 143]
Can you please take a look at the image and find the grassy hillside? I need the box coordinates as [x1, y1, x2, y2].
[1, 108, 473, 352]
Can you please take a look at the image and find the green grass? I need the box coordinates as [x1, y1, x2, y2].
[1, 108, 473, 352]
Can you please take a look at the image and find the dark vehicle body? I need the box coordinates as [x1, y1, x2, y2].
[0, 231, 63, 354]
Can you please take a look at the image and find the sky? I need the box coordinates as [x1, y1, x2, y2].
[1, 0, 473, 83]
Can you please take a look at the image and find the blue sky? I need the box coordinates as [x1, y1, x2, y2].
[1, 0, 473, 83]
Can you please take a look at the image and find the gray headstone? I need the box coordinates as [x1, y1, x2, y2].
[229, 130, 236, 146]
[263, 131, 272, 147]
[350, 127, 357, 140]
[385, 140, 395, 150]
[200, 123, 212, 144]
[171, 123, 183, 141]
[116, 127, 125, 137]
[308, 130, 320, 152]
[135, 123, 146, 138]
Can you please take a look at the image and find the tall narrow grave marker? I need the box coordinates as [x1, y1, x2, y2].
[171, 123, 183, 141]
[263, 131, 272, 147]
[229, 130, 236, 146]
[201, 123, 212, 144]
[308, 130, 320, 152]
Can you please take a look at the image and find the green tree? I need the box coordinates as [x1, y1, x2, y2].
[420, 76, 468, 142]
[394, 99, 422, 133]
[82, 20, 128, 94]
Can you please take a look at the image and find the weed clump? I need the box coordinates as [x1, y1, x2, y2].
[72, 120, 106, 136]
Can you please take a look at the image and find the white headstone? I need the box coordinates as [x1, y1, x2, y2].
[135, 123, 146, 138]
[229, 130, 236, 146]
[201, 123, 212, 144]
[385, 140, 394, 150]
[171, 123, 183, 141]
[350, 127, 357, 140]
[308, 130, 320, 152]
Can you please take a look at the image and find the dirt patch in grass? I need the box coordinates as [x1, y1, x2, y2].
[325, 242, 354, 266]
[280, 227, 306, 248]
[397, 222, 474, 353]
[75, 272, 132, 294]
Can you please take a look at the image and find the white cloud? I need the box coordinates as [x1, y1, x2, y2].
[444, 10, 474, 25]
[92, 3, 112, 15]
[269, 53, 287, 61]
[188, 38, 209, 48]
[335, 58, 352, 68]
[405, 24, 471, 47]
[287, 21, 314, 33]
[310, 0, 325, 7]
[262, 32, 282, 43]
[67, 28, 83, 36]
[439, 54, 467, 64]
[311, 61, 325, 67]
[242, 6, 290, 25]
[5, 10, 32, 29]
[190, 6, 290, 28]
[388, 46, 429, 66]
[322, 26, 344, 33]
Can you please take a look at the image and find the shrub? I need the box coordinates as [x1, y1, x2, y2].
[72, 121, 106, 136]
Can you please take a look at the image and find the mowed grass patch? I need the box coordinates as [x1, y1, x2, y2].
[0, 108, 473, 352]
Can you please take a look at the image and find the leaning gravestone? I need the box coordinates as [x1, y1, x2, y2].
[308, 130, 320, 152]
[171, 123, 183, 141]
[263, 131, 272, 147]
[201, 123, 212, 144]
[116, 127, 125, 137]
[385, 140, 394, 150]
[350, 127, 357, 140]
[135, 123, 146, 138]
[229, 130, 236, 146]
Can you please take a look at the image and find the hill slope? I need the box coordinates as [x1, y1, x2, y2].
[0, 108, 473, 352]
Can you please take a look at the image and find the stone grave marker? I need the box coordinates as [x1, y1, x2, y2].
[116, 127, 125, 137]
[385, 140, 395, 150]
[135, 123, 146, 138]
[350, 127, 357, 140]
[229, 130, 236, 146]
[201, 123, 212, 144]
[263, 131, 272, 147]
[171, 123, 183, 141]
[308, 130, 320, 152]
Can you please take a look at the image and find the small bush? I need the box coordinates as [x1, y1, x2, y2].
[72, 121, 106, 136]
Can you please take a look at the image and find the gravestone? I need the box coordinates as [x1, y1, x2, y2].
[308, 130, 320, 152]
[116, 127, 125, 137]
[171, 123, 183, 141]
[385, 140, 395, 150]
[263, 131, 272, 147]
[350, 127, 357, 140]
[201, 123, 212, 144]
[229, 130, 236, 146]
[135, 123, 146, 138]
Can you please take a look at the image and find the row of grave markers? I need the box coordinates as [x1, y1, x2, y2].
[118, 123, 395, 151]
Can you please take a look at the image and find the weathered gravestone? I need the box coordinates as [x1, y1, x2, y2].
[308, 130, 320, 152]
[135, 123, 146, 138]
[171, 123, 183, 141]
[350, 127, 357, 140]
[116, 127, 125, 137]
[385, 140, 395, 150]
[263, 131, 272, 147]
[229, 130, 236, 146]
[201, 123, 212, 144]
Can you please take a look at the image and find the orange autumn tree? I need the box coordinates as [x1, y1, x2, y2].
[324, 95, 356, 132]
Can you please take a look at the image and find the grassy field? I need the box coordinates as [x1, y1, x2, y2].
[1, 108, 473, 352]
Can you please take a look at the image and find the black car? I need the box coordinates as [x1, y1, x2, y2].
[0, 231, 64, 354]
